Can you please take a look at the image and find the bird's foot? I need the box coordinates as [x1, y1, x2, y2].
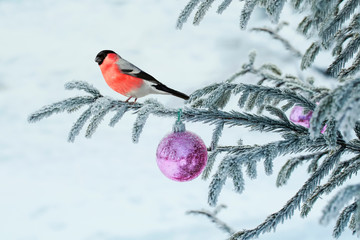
[125, 97, 137, 104]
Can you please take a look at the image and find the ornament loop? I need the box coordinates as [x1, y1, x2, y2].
[173, 108, 186, 132]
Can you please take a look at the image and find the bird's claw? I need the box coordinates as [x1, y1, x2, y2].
[125, 97, 137, 104]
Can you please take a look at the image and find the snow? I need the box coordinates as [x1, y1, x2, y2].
[0, 0, 354, 239]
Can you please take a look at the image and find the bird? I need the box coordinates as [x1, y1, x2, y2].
[95, 50, 189, 103]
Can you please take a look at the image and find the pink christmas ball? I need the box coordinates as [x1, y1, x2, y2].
[290, 106, 313, 128]
[156, 131, 208, 182]
[290, 106, 326, 133]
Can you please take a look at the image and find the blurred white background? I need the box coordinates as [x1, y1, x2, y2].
[0, 0, 352, 239]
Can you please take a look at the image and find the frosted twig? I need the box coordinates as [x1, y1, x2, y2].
[187, 204, 235, 235]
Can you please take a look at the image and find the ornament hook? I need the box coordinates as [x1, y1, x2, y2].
[177, 108, 182, 123]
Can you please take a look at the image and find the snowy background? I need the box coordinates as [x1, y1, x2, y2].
[0, 0, 353, 239]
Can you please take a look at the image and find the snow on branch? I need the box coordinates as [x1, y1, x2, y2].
[230, 147, 346, 240]
[65, 81, 102, 97]
[208, 134, 332, 206]
[339, 50, 360, 78]
[319, 184, 360, 226]
[29, 77, 311, 144]
[188, 52, 321, 114]
[176, 0, 201, 29]
[276, 151, 328, 187]
[240, 0, 259, 29]
[217, 0, 233, 14]
[301, 42, 320, 70]
[310, 78, 360, 142]
[251, 25, 303, 58]
[193, 0, 216, 25]
[187, 204, 235, 235]
[319, 0, 360, 45]
[210, 121, 225, 150]
[28, 55, 360, 240]
[28, 95, 96, 123]
[327, 34, 360, 77]
[177, 0, 360, 77]
[264, 0, 286, 23]
[333, 202, 358, 238]
[178, 0, 290, 30]
[301, 155, 360, 217]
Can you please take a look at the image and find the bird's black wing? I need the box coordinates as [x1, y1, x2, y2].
[116, 58, 161, 84]
[116, 57, 189, 100]
[132, 70, 160, 83]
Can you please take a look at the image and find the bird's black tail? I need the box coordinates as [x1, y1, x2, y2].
[155, 84, 190, 100]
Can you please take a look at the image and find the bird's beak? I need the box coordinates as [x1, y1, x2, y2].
[95, 56, 102, 64]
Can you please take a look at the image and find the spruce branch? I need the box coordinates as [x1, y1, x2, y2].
[220, 51, 326, 99]
[177, 0, 360, 76]
[323, 118, 337, 148]
[191, 81, 316, 112]
[65, 81, 102, 97]
[202, 149, 222, 180]
[210, 121, 225, 150]
[188, 83, 222, 104]
[240, 0, 259, 29]
[132, 101, 154, 143]
[264, 0, 286, 23]
[238, 84, 316, 111]
[276, 151, 328, 187]
[259, 64, 282, 76]
[245, 91, 259, 111]
[109, 105, 128, 127]
[208, 155, 232, 205]
[29, 80, 316, 144]
[301, 156, 360, 217]
[208, 134, 331, 206]
[320, 0, 360, 44]
[86, 97, 114, 138]
[193, 0, 216, 25]
[333, 202, 358, 238]
[352, 199, 360, 236]
[310, 78, 360, 142]
[332, 32, 354, 56]
[187, 204, 235, 235]
[301, 42, 320, 70]
[186, 108, 309, 134]
[320, 184, 360, 226]
[29, 48, 360, 240]
[297, 16, 312, 36]
[245, 160, 257, 179]
[176, 0, 201, 29]
[68, 107, 92, 142]
[355, 121, 360, 139]
[251, 26, 302, 57]
[203, 84, 232, 109]
[339, 49, 360, 78]
[290, 0, 305, 10]
[265, 106, 290, 123]
[349, 214, 357, 235]
[327, 33, 360, 77]
[28, 96, 96, 123]
[230, 147, 345, 240]
[217, 0, 233, 14]
[229, 161, 246, 193]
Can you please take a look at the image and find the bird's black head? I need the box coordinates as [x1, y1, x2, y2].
[95, 50, 116, 65]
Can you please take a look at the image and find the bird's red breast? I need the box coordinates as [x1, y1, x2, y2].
[99, 53, 143, 96]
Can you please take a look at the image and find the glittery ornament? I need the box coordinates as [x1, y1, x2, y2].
[290, 106, 326, 133]
[156, 110, 208, 182]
